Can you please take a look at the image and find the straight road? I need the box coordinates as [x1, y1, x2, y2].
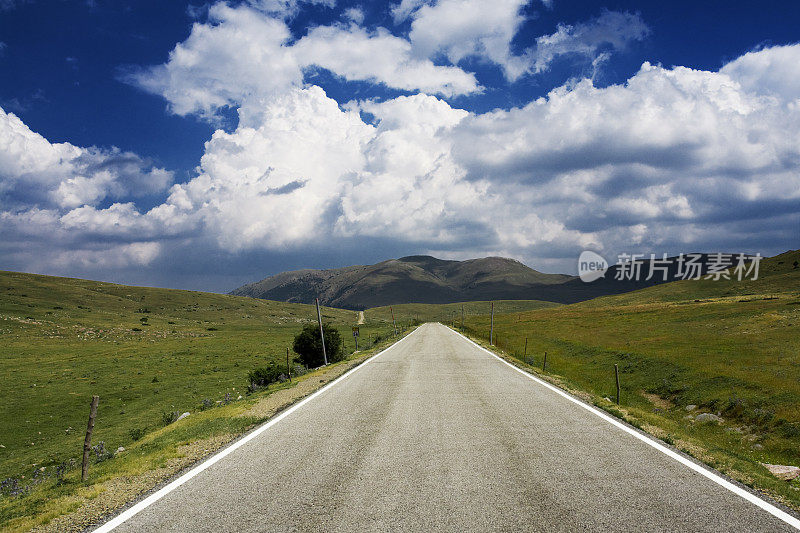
[100, 323, 797, 532]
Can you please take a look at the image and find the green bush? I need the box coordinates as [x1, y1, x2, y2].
[292, 323, 343, 367]
[160, 410, 179, 426]
[247, 362, 285, 391]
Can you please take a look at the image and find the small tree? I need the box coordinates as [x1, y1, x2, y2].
[293, 323, 342, 367]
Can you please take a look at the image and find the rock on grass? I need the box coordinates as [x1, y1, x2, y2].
[762, 463, 800, 481]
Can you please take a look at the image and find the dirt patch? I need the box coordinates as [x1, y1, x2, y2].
[640, 391, 674, 410]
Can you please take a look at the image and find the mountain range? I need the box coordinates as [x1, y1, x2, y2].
[229, 254, 707, 309]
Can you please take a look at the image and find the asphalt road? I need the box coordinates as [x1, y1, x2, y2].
[103, 323, 797, 532]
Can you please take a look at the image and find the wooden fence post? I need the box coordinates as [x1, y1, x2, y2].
[542, 351, 547, 372]
[286, 347, 291, 383]
[524, 337, 528, 363]
[81, 395, 99, 481]
[615, 364, 621, 405]
[490, 302, 494, 345]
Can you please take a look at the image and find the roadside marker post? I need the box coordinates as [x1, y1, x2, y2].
[82, 395, 99, 481]
[615, 364, 621, 405]
[352, 326, 359, 351]
[542, 351, 547, 372]
[286, 347, 291, 383]
[315, 298, 328, 365]
[390, 306, 397, 336]
[524, 337, 528, 364]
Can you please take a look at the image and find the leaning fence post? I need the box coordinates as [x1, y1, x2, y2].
[615, 364, 621, 405]
[82, 395, 99, 481]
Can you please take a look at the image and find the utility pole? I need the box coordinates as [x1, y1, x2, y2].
[315, 298, 328, 365]
[490, 302, 494, 345]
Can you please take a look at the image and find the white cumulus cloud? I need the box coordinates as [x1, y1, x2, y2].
[126, 3, 479, 121]
[0, 106, 173, 210]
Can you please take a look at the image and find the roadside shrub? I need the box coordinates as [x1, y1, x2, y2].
[293, 323, 342, 367]
[92, 441, 113, 462]
[199, 398, 213, 411]
[160, 410, 179, 426]
[128, 427, 146, 441]
[776, 419, 799, 438]
[247, 362, 284, 392]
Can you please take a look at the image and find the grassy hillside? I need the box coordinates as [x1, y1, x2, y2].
[366, 299, 561, 325]
[0, 271, 400, 490]
[462, 250, 800, 508]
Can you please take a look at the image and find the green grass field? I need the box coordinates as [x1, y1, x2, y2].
[460, 250, 800, 508]
[0, 270, 406, 529]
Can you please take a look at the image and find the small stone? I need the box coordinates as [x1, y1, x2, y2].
[603, 397, 612, 402]
[695, 413, 723, 424]
[176, 412, 191, 421]
[685, 405, 697, 411]
[236, 395, 243, 400]
[762, 463, 800, 481]
[752, 444, 763, 450]
[116, 446, 125, 454]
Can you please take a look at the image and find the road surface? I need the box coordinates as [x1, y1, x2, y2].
[100, 323, 797, 532]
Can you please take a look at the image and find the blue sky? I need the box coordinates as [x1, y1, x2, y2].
[1, 0, 799, 291]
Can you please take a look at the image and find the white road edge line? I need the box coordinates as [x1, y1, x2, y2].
[446, 325, 800, 531]
[91, 328, 420, 533]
